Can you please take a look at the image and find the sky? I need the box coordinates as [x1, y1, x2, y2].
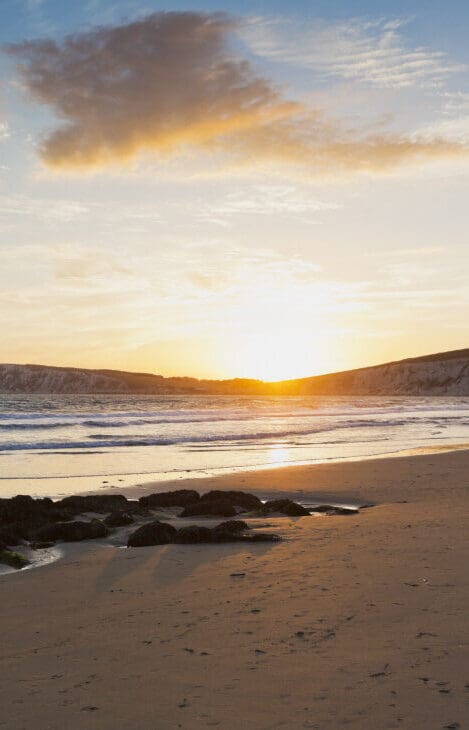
[0, 0, 468, 381]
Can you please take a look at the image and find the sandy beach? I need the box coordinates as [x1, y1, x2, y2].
[1, 449, 468, 729]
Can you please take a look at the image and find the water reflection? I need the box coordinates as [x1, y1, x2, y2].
[267, 443, 290, 468]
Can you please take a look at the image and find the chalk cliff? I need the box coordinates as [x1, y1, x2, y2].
[0, 349, 468, 395]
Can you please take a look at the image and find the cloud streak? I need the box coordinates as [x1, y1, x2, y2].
[243, 17, 465, 89]
[5, 12, 468, 174]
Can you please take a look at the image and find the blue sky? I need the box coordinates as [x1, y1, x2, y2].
[0, 1, 468, 379]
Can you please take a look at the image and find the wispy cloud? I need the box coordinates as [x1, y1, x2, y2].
[0, 194, 89, 222]
[193, 185, 340, 226]
[243, 17, 465, 89]
[5, 12, 468, 175]
[416, 91, 469, 143]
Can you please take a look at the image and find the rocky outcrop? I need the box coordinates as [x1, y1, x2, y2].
[180, 501, 237, 518]
[127, 520, 177, 547]
[203, 491, 262, 510]
[129, 519, 279, 546]
[0, 495, 72, 544]
[104, 511, 134, 527]
[35, 519, 109, 543]
[139, 490, 199, 510]
[261, 499, 311, 516]
[57, 494, 131, 515]
[180, 490, 262, 517]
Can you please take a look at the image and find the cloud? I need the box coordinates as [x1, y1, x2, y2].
[6, 12, 290, 169]
[5, 12, 468, 174]
[416, 92, 469, 143]
[0, 193, 89, 222]
[193, 184, 340, 226]
[243, 17, 465, 89]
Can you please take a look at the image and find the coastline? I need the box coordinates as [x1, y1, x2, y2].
[1, 449, 468, 729]
[1, 440, 468, 501]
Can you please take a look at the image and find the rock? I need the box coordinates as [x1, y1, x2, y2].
[139, 490, 199, 509]
[29, 541, 55, 550]
[200, 490, 262, 511]
[35, 519, 109, 543]
[261, 499, 310, 516]
[215, 520, 250, 533]
[180, 500, 237, 518]
[311, 505, 358, 515]
[174, 525, 214, 544]
[104, 511, 134, 527]
[174, 520, 280, 544]
[0, 524, 24, 548]
[212, 520, 250, 542]
[57, 494, 129, 515]
[0, 495, 70, 540]
[0, 549, 29, 569]
[127, 520, 177, 547]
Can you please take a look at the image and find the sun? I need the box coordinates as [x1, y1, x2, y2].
[217, 326, 338, 382]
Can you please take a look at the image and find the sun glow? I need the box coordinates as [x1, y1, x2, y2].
[217, 321, 340, 382]
[212, 278, 342, 381]
[231, 333, 316, 381]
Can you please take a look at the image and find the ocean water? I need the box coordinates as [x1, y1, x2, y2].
[0, 394, 468, 498]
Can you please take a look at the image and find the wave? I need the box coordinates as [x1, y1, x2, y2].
[1, 399, 468, 425]
[0, 422, 70, 431]
[0, 416, 445, 452]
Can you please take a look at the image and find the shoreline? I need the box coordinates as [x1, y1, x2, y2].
[1, 449, 468, 728]
[1, 440, 468, 501]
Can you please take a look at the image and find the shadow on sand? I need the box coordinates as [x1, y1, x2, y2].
[94, 539, 279, 594]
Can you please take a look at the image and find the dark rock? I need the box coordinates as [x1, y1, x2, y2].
[214, 520, 249, 533]
[57, 494, 129, 515]
[0, 495, 70, 539]
[139, 490, 200, 509]
[179, 490, 262, 517]
[180, 500, 237, 518]
[174, 525, 214, 544]
[200, 490, 262, 510]
[212, 520, 250, 542]
[104, 511, 134, 527]
[127, 520, 177, 547]
[0, 524, 24, 548]
[311, 505, 358, 515]
[261, 499, 310, 516]
[29, 541, 55, 550]
[35, 519, 109, 543]
[174, 520, 280, 544]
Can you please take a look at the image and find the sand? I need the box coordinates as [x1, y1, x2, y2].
[0, 450, 468, 729]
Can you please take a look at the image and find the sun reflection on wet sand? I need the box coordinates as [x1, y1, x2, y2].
[267, 443, 290, 468]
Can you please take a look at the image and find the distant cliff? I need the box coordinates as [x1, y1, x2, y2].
[275, 349, 469, 396]
[0, 348, 468, 395]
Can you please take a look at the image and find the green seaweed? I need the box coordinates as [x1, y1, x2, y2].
[0, 549, 29, 569]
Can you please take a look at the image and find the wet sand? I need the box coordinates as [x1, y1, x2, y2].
[1, 449, 468, 729]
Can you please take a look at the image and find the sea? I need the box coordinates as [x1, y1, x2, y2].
[0, 394, 468, 499]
